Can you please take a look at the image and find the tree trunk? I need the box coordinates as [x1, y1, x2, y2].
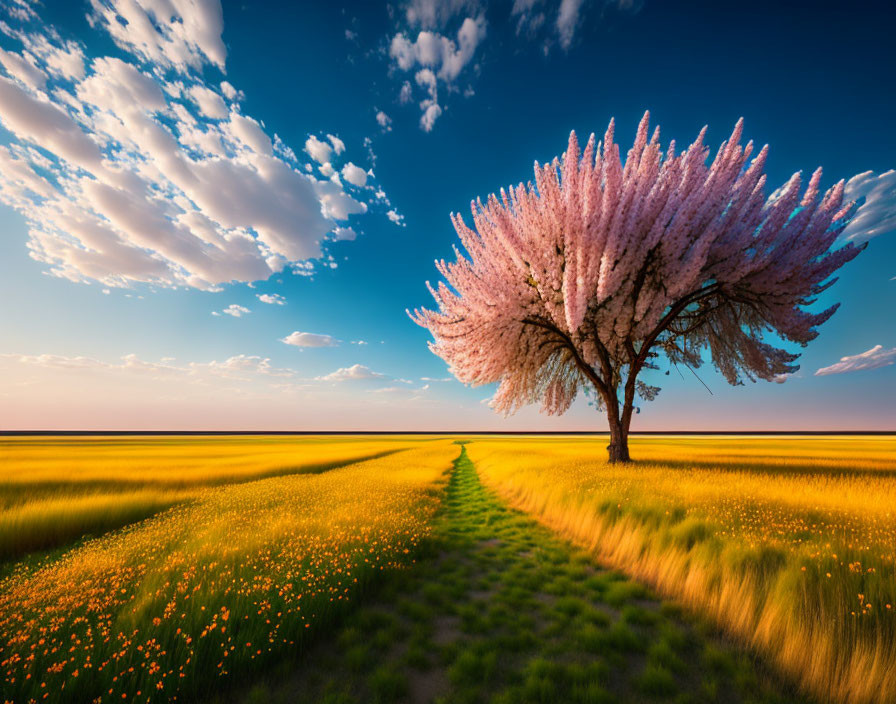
[606, 416, 631, 463]
[604, 390, 632, 463]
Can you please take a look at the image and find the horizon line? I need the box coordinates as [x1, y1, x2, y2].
[1, 430, 894, 437]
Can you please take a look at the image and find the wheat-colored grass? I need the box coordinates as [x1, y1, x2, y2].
[0, 435, 427, 559]
[0, 438, 457, 703]
[467, 435, 896, 704]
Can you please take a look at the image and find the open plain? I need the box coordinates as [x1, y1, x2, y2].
[1, 434, 893, 704]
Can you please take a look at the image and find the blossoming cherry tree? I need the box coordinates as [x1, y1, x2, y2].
[411, 113, 864, 462]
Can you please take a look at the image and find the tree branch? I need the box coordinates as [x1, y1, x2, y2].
[521, 316, 611, 399]
[631, 283, 723, 376]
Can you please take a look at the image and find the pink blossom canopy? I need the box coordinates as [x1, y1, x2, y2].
[411, 112, 864, 417]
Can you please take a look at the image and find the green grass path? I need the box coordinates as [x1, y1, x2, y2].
[223, 446, 808, 704]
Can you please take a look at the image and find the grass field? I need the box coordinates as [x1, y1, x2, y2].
[0, 436, 457, 703]
[467, 435, 896, 704]
[0, 434, 893, 703]
[0, 436, 424, 559]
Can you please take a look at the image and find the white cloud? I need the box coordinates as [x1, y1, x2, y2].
[375, 110, 392, 131]
[304, 135, 332, 164]
[5, 0, 38, 21]
[341, 162, 368, 187]
[420, 101, 443, 132]
[314, 179, 368, 220]
[815, 345, 896, 376]
[556, 0, 585, 49]
[38, 39, 86, 79]
[405, 0, 479, 28]
[281, 331, 340, 348]
[88, 0, 227, 72]
[511, 0, 546, 36]
[0, 75, 104, 171]
[414, 67, 442, 132]
[256, 293, 285, 305]
[390, 17, 485, 82]
[0, 349, 465, 429]
[332, 226, 357, 241]
[217, 303, 250, 317]
[0, 47, 46, 89]
[0, 6, 377, 291]
[188, 83, 227, 119]
[389, 16, 485, 131]
[317, 364, 387, 382]
[220, 80, 240, 100]
[399, 80, 413, 103]
[7, 350, 292, 380]
[842, 170, 896, 242]
[227, 112, 272, 155]
[327, 134, 345, 155]
[387, 209, 406, 225]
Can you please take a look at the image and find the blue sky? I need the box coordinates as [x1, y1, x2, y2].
[0, 0, 893, 430]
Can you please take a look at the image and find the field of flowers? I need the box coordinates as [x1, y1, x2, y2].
[0, 435, 422, 559]
[467, 435, 896, 704]
[0, 437, 457, 703]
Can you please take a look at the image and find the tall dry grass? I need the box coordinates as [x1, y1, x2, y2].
[468, 435, 896, 704]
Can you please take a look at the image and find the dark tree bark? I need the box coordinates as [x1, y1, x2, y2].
[607, 416, 631, 463]
[603, 387, 633, 463]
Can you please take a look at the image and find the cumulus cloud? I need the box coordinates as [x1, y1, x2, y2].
[317, 364, 387, 382]
[220, 80, 240, 100]
[405, 0, 480, 28]
[341, 162, 368, 187]
[390, 17, 485, 82]
[389, 15, 485, 131]
[215, 303, 250, 317]
[281, 331, 340, 348]
[188, 83, 227, 119]
[0, 3, 380, 290]
[5, 0, 38, 22]
[304, 134, 333, 164]
[327, 134, 345, 155]
[375, 110, 392, 131]
[88, 0, 227, 72]
[419, 102, 443, 132]
[387, 1, 644, 131]
[0, 47, 45, 89]
[228, 112, 272, 155]
[386, 209, 406, 225]
[332, 226, 357, 241]
[256, 292, 286, 305]
[842, 170, 896, 242]
[814, 345, 896, 376]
